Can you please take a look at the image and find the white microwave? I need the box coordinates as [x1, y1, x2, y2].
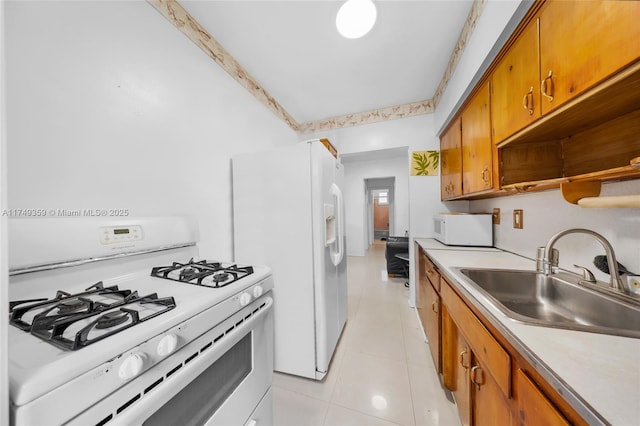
[433, 213, 493, 247]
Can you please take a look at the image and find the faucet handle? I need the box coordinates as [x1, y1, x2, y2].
[574, 264, 597, 283]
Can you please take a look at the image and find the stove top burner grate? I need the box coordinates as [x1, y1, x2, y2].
[151, 258, 254, 288]
[9, 282, 131, 331]
[8, 282, 176, 351]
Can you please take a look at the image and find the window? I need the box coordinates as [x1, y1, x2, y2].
[377, 190, 388, 205]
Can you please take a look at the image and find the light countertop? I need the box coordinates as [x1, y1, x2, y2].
[414, 237, 500, 252]
[415, 240, 640, 426]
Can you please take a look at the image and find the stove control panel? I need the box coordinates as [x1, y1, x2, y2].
[100, 225, 143, 245]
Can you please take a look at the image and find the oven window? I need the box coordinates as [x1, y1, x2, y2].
[144, 332, 252, 426]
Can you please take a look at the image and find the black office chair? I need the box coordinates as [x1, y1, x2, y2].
[394, 252, 410, 288]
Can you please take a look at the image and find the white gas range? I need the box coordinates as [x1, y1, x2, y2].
[7, 217, 274, 426]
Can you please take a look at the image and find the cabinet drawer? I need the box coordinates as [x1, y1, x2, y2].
[441, 279, 511, 398]
[516, 369, 569, 426]
[424, 256, 440, 291]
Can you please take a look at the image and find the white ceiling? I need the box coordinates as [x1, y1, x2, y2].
[180, 0, 475, 124]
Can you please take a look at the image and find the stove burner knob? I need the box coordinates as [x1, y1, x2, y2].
[157, 334, 179, 357]
[119, 352, 147, 380]
[239, 292, 252, 306]
[252, 285, 264, 298]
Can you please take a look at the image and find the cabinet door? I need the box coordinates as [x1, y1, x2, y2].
[491, 18, 540, 143]
[440, 117, 463, 199]
[423, 280, 441, 373]
[462, 82, 493, 194]
[516, 369, 569, 426]
[539, 0, 640, 115]
[417, 255, 441, 373]
[470, 354, 512, 426]
[455, 331, 472, 426]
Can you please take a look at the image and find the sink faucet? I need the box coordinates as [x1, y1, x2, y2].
[540, 228, 626, 292]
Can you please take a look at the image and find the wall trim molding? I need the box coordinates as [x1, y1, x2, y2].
[433, 0, 487, 107]
[147, 0, 301, 132]
[298, 100, 435, 134]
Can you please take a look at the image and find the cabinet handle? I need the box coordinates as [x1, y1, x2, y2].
[470, 365, 484, 390]
[459, 348, 469, 370]
[522, 86, 534, 116]
[541, 70, 554, 102]
[445, 182, 454, 195]
[481, 166, 490, 185]
[431, 300, 438, 314]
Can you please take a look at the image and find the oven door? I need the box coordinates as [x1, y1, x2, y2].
[70, 295, 274, 426]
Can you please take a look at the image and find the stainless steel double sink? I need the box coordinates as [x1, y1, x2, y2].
[454, 268, 640, 339]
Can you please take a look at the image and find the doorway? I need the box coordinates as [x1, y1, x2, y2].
[365, 177, 395, 246]
[373, 189, 390, 240]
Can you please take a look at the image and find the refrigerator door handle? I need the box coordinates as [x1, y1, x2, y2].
[330, 183, 344, 267]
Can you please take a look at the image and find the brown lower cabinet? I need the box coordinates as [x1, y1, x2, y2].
[415, 244, 441, 373]
[416, 245, 583, 425]
[442, 278, 512, 426]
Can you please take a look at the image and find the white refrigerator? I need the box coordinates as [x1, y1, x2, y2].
[232, 139, 347, 380]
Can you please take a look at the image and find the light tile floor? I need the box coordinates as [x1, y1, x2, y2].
[272, 241, 462, 426]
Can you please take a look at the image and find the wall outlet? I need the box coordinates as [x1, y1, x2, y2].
[627, 275, 640, 295]
[492, 208, 500, 225]
[513, 209, 523, 229]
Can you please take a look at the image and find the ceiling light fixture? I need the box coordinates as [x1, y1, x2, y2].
[336, 0, 377, 39]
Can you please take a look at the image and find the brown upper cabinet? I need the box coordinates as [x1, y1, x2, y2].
[538, 0, 640, 116]
[440, 117, 463, 200]
[461, 82, 493, 195]
[491, 19, 540, 143]
[441, 0, 640, 200]
[492, 0, 640, 145]
[440, 83, 494, 201]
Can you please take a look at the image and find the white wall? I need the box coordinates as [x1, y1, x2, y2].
[344, 156, 409, 256]
[472, 181, 640, 285]
[4, 1, 297, 259]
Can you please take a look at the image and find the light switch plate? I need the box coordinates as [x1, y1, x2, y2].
[513, 209, 523, 229]
[492, 208, 500, 225]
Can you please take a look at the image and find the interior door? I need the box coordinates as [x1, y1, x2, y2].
[373, 197, 389, 239]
